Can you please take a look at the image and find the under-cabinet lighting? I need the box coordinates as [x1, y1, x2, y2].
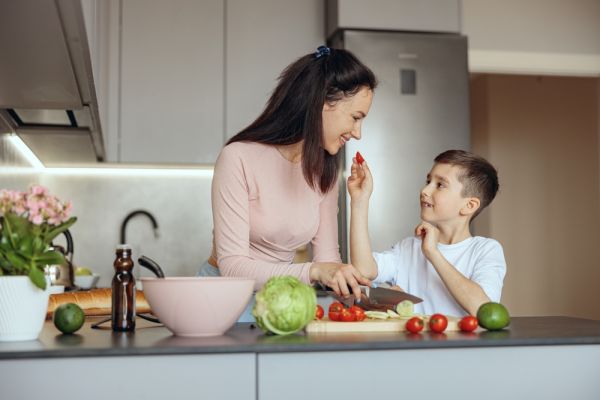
[6, 135, 45, 169]
[43, 166, 214, 178]
[3, 135, 214, 177]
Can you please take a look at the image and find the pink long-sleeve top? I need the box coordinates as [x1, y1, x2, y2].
[212, 141, 342, 290]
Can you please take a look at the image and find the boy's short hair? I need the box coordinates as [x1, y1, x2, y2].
[434, 150, 499, 220]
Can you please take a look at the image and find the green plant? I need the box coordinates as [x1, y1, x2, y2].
[0, 186, 76, 290]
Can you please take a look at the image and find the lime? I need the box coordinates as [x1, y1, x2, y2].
[75, 267, 93, 276]
[477, 302, 510, 330]
[53, 303, 85, 334]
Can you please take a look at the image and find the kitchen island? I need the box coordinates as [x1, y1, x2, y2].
[1, 316, 600, 400]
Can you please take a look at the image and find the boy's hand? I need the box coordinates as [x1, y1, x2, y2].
[415, 221, 440, 259]
[347, 157, 373, 203]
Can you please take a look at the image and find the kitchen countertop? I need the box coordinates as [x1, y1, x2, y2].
[1, 316, 600, 360]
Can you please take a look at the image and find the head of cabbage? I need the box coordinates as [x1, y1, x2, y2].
[252, 276, 316, 335]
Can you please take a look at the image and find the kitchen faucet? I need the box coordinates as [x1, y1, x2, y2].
[120, 210, 160, 245]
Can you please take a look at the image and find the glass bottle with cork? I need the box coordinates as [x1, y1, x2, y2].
[112, 244, 136, 331]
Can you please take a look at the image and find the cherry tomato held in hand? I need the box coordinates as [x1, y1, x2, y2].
[328, 302, 344, 321]
[459, 315, 478, 332]
[349, 305, 366, 322]
[405, 317, 424, 334]
[315, 305, 324, 320]
[355, 151, 365, 164]
[429, 314, 448, 333]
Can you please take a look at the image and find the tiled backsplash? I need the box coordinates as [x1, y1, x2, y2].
[0, 154, 214, 288]
[41, 171, 214, 286]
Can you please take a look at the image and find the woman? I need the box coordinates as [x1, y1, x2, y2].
[200, 45, 377, 302]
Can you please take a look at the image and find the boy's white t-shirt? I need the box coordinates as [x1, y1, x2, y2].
[373, 236, 506, 317]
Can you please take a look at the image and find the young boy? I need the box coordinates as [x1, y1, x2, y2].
[348, 150, 506, 316]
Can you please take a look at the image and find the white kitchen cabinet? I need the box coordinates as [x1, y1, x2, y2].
[225, 0, 324, 138]
[92, 0, 325, 163]
[119, 0, 224, 164]
[258, 347, 600, 400]
[1, 354, 256, 400]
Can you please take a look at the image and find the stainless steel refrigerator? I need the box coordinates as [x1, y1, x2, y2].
[329, 30, 471, 262]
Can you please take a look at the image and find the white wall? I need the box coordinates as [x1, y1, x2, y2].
[462, 0, 600, 76]
[471, 74, 600, 319]
[0, 167, 214, 288]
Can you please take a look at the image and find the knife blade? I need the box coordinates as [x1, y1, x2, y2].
[363, 285, 423, 305]
[316, 285, 423, 310]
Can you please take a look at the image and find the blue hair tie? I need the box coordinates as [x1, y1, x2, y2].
[315, 45, 330, 59]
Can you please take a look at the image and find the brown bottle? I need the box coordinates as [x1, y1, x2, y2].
[112, 244, 136, 331]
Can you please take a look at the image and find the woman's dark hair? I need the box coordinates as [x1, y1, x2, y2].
[227, 48, 377, 193]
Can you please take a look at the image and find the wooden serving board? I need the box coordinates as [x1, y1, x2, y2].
[305, 315, 462, 334]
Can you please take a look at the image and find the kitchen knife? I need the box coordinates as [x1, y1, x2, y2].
[362, 285, 423, 305]
[316, 285, 423, 310]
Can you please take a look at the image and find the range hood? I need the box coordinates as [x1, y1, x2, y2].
[0, 0, 105, 164]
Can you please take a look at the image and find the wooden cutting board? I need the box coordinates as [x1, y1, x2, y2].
[305, 315, 462, 334]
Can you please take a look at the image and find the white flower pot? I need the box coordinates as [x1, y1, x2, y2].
[0, 276, 50, 341]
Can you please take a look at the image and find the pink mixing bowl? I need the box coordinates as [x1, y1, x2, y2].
[141, 277, 254, 337]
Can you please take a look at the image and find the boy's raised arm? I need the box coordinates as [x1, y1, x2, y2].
[416, 221, 491, 315]
[347, 157, 378, 280]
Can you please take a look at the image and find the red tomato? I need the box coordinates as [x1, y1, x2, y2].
[405, 317, 424, 334]
[315, 305, 324, 320]
[355, 151, 365, 164]
[429, 314, 448, 333]
[328, 311, 340, 321]
[349, 305, 365, 322]
[459, 315, 478, 332]
[340, 308, 355, 322]
[328, 302, 344, 321]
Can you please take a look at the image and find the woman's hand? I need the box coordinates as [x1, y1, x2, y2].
[309, 262, 371, 298]
[347, 158, 373, 204]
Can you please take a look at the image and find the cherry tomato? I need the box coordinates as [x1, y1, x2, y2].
[349, 305, 366, 322]
[405, 317, 424, 333]
[355, 151, 365, 164]
[328, 302, 344, 321]
[459, 315, 478, 332]
[429, 313, 448, 333]
[328, 302, 343, 313]
[340, 308, 355, 322]
[315, 304, 324, 320]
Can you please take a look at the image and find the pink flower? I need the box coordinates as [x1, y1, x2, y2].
[26, 198, 41, 214]
[8, 191, 22, 202]
[2, 185, 73, 226]
[29, 213, 44, 225]
[13, 204, 26, 215]
[30, 185, 48, 196]
[63, 201, 73, 216]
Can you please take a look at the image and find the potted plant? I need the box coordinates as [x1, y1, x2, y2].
[0, 185, 76, 341]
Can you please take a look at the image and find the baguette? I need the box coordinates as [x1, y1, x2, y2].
[46, 288, 151, 319]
